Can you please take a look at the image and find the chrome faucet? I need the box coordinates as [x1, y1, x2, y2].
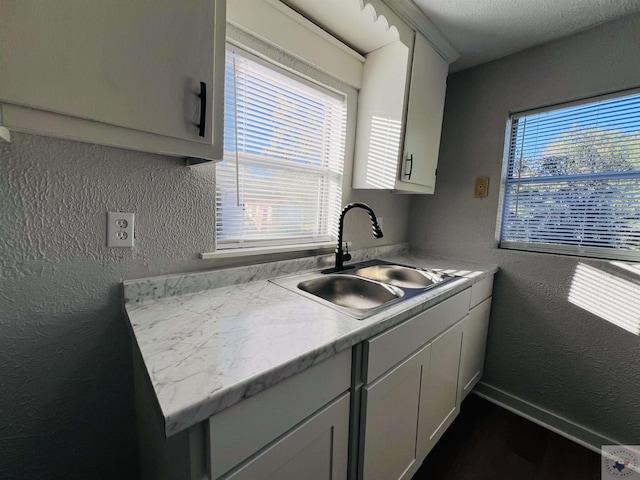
[334, 202, 383, 272]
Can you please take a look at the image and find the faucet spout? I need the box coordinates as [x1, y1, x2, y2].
[334, 202, 383, 272]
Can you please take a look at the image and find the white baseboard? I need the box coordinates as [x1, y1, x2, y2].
[472, 382, 619, 454]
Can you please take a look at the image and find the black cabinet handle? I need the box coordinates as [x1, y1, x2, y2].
[197, 81, 207, 137]
[405, 153, 413, 180]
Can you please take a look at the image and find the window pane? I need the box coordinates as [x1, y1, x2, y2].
[217, 47, 347, 248]
[500, 90, 640, 259]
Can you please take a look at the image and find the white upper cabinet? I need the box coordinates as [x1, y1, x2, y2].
[258, 0, 455, 192]
[0, 0, 226, 162]
[397, 33, 448, 193]
[351, 25, 450, 192]
[352, 40, 410, 189]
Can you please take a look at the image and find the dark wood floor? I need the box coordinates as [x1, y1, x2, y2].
[412, 395, 601, 480]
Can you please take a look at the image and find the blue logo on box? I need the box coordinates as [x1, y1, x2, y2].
[602, 446, 640, 479]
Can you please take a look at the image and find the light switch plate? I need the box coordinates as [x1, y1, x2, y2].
[107, 212, 135, 247]
[474, 177, 489, 197]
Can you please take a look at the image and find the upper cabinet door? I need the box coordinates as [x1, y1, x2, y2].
[398, 33, 448, 192]
[352, 40, 410, 189]
[0, 0, 225, 160]
[351, 28, 448, 193]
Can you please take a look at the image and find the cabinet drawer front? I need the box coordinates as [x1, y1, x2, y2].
[222, 392, 350, 480]
[209, 349, 351, 479]
[470, 276, 493, 308]
[364, 289, 471, 383]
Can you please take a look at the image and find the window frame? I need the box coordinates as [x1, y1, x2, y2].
[214, 43, 348, 252]
[496, 88, 640, 262]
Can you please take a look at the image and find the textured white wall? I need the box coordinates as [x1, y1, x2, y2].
[0, 28, 411, 479]
[0, 134, 217, 479]
[410, 13, 640, 442]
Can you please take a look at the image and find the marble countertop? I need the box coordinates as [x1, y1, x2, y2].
[124, 246, 498, 437]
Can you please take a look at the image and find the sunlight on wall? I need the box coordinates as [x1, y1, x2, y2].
[611, 261, 640, 276]
[365, 115, 402, 189]
[568, 263, 640, 335]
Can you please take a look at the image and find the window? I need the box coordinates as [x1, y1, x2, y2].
[499, 90, 640, 261]
[215, 46, 347, 250]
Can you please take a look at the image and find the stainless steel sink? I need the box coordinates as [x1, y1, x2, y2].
[353, 265, 444, 289]
[270, 259, 462, 319]
[298, 275, 403, 310]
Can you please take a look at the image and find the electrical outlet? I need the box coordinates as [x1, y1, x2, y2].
[107, 212, 135, 247]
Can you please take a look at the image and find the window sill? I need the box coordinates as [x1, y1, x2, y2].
[499, 241, 640, 263]
[200, 241, 344, 260]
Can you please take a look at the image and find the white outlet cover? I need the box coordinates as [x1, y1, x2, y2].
[107, 212, 135, 248]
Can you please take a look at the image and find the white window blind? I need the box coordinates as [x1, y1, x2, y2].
[216, 47, 347, 249]
[500, 90, 640, 261]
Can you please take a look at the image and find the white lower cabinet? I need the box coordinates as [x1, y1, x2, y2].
[361, 344, 430, 480]
[223, 393, 350, 480]
[209, 349, 352, 480]
[359, 289, 470, 480]
[416, 321, 464, 458]
[135, 349, 352, 480]
[459, 297, 492, 401]
[358, 277, 494, 479]
[136, 276, 494, 480]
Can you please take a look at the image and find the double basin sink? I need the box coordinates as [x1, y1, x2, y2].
[271, 260, 461, 319]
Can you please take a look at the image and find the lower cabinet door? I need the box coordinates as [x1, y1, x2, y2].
[360, 344, 431, 480]
[222, 392, 350, 480]
[417, 320, 465, 459]
[459, 297, 492, 401]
